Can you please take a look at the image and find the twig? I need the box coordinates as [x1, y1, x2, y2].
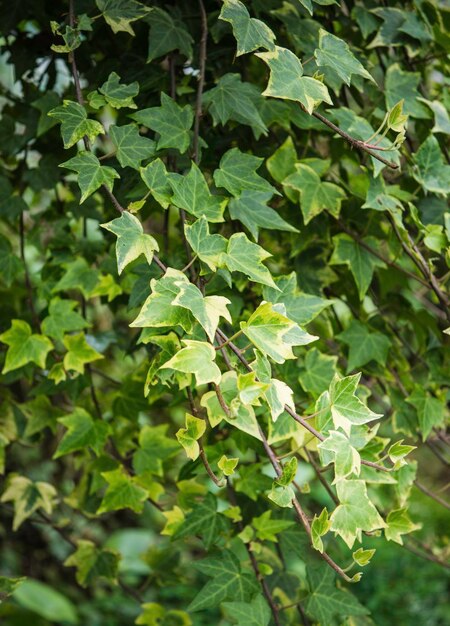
[414, 481, 450, 511]
[192, 0, 207, 164]
[402, 541, 450, 571]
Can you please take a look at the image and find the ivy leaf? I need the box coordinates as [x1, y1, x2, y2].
[388, 440, 415, 469]
[299, 348, 338, 396]
[0, 320, 53, 374]
[132, 93, 193, 153]
[0, 576, 25, 603]
[64, 540, 120, 587]
[219, 0, 275, 56]
[330, 234, 386, 300]
[218, 455, 238, 477]
[337, 320, 391, 372]
[130, 269, 194, 333]
[52, 258, 100, 299]
[311, 508, 331, 553]
[224, 233, 278, 289]
[60, 152, 119, 203]
[169, 162, 227, 222]
[255, 46, 332, 114]
[330, 479, 386, 548]
[406, 387, 446, 440]
[41, 298, 88, 342]
[222, 594, 271, 626]
[188, 548, 258, 611]
[97, 467, 149, 514]
[54, 408, 110, 458]
[110, 124, 156, 169]
[95, 0, 150, 35]
[101, 211, 159, 274]
[133, 424, 179, 477]
[160, 340, 221, 386]
[228, 190, 298, 240]
[213, 148, 276, 197]
[385, 64, 429, 119]
[352, 547, 376, 567]
[266, 136, 297, 183]
[384, 508, 421, 545]
[252, 510, 294, 542]
[314, 30, 374, 86]
[283, 164, 346, 224]
[240, 302, 317, 364]
[174, 493, 229, 551]
[324, 374, 382, 435]
[63, 332, 104, 374]
[184, 217, 228, 271]
[172, 281, 231, 342]
[412, 135, 450, 196]
[0, 235, 23, 287]
[99, 72, 139, 109]
[1, 475, 57, 531]
[176, 413, 206, 461]
[146, 7, 193, 62]
[48, 100, 104, 148]
[237, 371, 269, 405]
[318, 430, 361, 483]
[140, 158, 172, 209]
[203, 74, 268, 137]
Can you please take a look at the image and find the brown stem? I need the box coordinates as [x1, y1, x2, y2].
[402, 541, 450, 571]
[414, 480, 450, 511]
[192, 0, 207, 165]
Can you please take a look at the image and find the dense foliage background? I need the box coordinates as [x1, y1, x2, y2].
[0, 1, 449, 624]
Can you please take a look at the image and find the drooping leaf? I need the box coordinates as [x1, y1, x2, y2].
[213, 148, 276, 197]
[169, 162, 227, 222]
[384, 508, 421, 545]
[48, 100, 104, 148]
[1, 476, 57, 531]
[146, 7, 193, 62]
[96, 0, 150, 35]
[228, 190, 298, 239]
[160, 339, 221, 386]
[172, 281, 231, 342]
[311, 508, 331, 553]
[412, 135, 450, 196]
[219, 0, 275, 56]
[314, 29, 374, 86]
[60, 152, 119, 203]
[176, 413, 206, 461]
[102, 211, 159, 274]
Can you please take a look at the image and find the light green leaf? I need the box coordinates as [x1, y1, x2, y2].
[48, 100, 104, 148]
[98, 467, 149, 514]
[419, 99, 450, 135]
[237, 371, 269, 405]
[160, 339, 221, 386]
[146, 7, 193, 62]
[64, 540, 120, 587]
[54, 408, 109, 458]
[213, 147, 276, 197]
[406, 387, 446, 440]
[276, 457, 298, 487]
[13, 579, 78, 624]
[0, 320, 53, 374]
[136, 602, 192, 626]
[63, 332, 103, 374]
[220, 0, 275, 56]
[218, 455, 238, 476]
[222, 594, 271, 626]
[174, 493, 230, 551]
[412, 135, 450, 196]
[99, 71, 139, 108]
[96, 0, 150, 35]
[352, 547, 376, 566]
[337, 320, 391, 372]
[102, 211, 159, 274]
[388, 440, 415, 469]
[255, 46, 332, 114]
[223, 233, 277, 288]
[267, 483, 295, 508]
[311, 508, 331, 553]
[60, 152, 119, 203]
[265, 378, 295, 422]
[110, 124, 156, 169]
[173, 281, 231, 342]
[385, 508, 421, 545]
[41, 298, 88, 341]
[0, 576, 25, 604]
[252, 510, 294, 542]
[241, 302, 317, 364]
[52, 258, 100, 299]
[266, 136, 297, 183]
[184, 217, 228, 271]
[315, 29, 373, 86]
[324, 374, 382, 435]
[1, 475, 57, 531]
[132, 93, 193, 153]
[140, 158, 172, 208]
[176, 413, 206, 461]
[169, 162, 227, 222]
[330, 479, 386, 548]
[318, 430, 361, 483]
[229, 190, 298, 240]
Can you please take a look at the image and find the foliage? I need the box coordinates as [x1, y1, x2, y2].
[0, 1, 449, 625]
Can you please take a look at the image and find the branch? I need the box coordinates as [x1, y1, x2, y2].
[414, 480, 450, 511]
[192, 0, 207, 164]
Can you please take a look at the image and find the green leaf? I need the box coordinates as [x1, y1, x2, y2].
[330, 479, 386, 548]
[388, 440, 415, 469]
[237, 371, 269, 405]
[176, 413, 206, 461]
[311, 508, 331, 553]
[352, 547, 376, 566]
[185, 217, 228, 271]
[130, 269, 194, 333]
[132, 93, 193, 153]
[54, 408, 109, 458]
[63, 332, 104, 374]
[337, 320, 391, 372]
[97, 71, 139, 109]
[419, 99, 450, 135]
[406, 387, 446, 440]
[324, 374, 382, 435]
[102, 211, 159, 274]
[48, 100, 104, 148]
[224, 233, 278, 289]
[64, 540, 120, 587]
[188, 549, 258, 611]
[160, 339, 221, 386]
[52, 258, 100, 299]
[98, 467, 149, 514]
[110, 124, 156, 169]
[318, 430, 361, 483]
[299, 348, 338, 396]
[13, 579, 78, 624]
[218, 455, 238, 476]
[96, 0, 149, 35]
[203, 74, 267, 137]
[1, 475, 57, 531]
[0, 576, 25, 604]
[315, 29, 373, 86]
[252, 510, 294, 541]
[140, 158, 172, 208]
[276, 457, 298, 487]
[267, 482, 295, 508]
[213, 147, 276, 197]
[228, 190, 298, 240]
[41, 298, 88, 341]
[240, 302, 317, 364]
[255, 46, 332, 114]
[385, 508, 421, 545]
[0, 320, 53, 374]
[174, 493, 229, 551]
[266, 136, 297, 183]
[0, 234, 23, 287]
[222, 594, 271, 626]
[146, 7, 193, 62]
[330, 234, 386, 299]
[60, 152, 119, 203]
[385, 64, 429, 119]
[172, 281, 231, 342]
[412, 135, 450, 196]
[133, 424, 179, 476]
[169, 162, 227, 222]
[136, 602, 192, 626]
[219, 0, 275, 56]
